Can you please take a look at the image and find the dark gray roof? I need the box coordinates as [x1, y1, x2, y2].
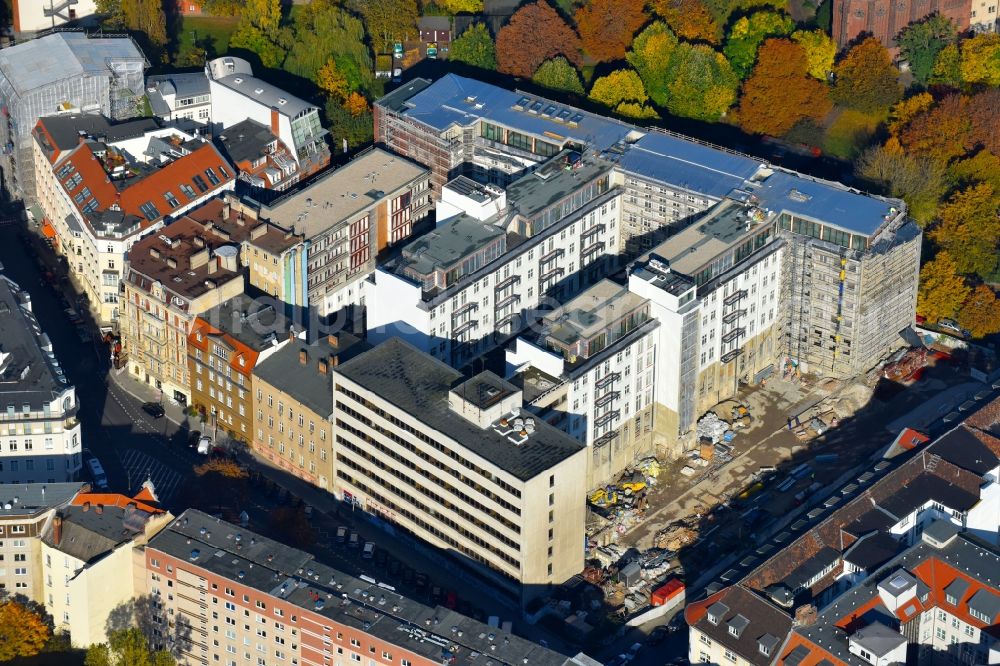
[877, 473, 980, 518]
[253, 333, 366, 417]
[44, 503, 157, 563]
[150, 510, 585, 666]
[36, 114, 158, 152]
[146, 72, 210, 103]
[783, 547, 841, 591]
[217, 118, 279, 165]
[0, 277, 74, 410]
[418, 15, 451, 31]
[922, 519, 961, 546]
[334, 338, 586, 481]
[197, 294, 290, 353]
[850, 622, 905, 657]
[967, 589, 1000, 623]
[944, 577, 970, 601]
[0, 483, 83, 518]
[784, 645, 810, 666]
[843, 532, 900, 572]
[929, 426, 1000, 476]
[692, 587, 792, 666]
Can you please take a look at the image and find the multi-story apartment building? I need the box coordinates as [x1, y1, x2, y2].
[260, 147, 432, 318]
[143, 508, 599, 666]
[41, 487, 171, 647]
[146, 72, 212, 125]
[684, 402, 1000, 666]
[187, 294, 293, 443]
[252, 333, 365, 489]
[367, 152, 622, 368]
[217, 118, 300, 192]
[971, 0, 999, 31]
[0, 32, 146, 200]
[123, 218, 247, 404]
[0, 275, 83, 483]
[0, 482, 82, 601]
[375, 74, 637, 193]
[505, 280, 660, 485]
[206, 56, 330, 180]
[33, 115, 235, 323]
[331, 337, 587, 600]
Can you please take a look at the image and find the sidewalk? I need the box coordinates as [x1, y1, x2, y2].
[109, 368, 193, 430]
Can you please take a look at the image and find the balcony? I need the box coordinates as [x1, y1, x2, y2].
[595, 410, 621, 430]
[581, 241, 605, 259]
[595, 391, 620, 409]
[595, 372, 621, 390]
[724, 289, 748, 307]
[539, 248, 565, 266]
[721, 327, 745, 345]
[721, 348, 742, 363]
[453, 319, 479, 337]
[722, 309, 746, 325]
[451, 302, 479, 320]
[494, 274, 521, 293]
[539, 267, 565, 285]
[495, 293, 521, 311]
[581, 223, 606, 241]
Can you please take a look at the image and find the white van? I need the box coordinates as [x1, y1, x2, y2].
[86, 457, 108, 489]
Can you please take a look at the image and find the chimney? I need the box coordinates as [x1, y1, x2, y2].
[150, 248, 160, 259]
[52, 514, 63, 546]
[794, 604, 818, 627]
[318, 359, 328, 374]
[299, 350, 307, 365]
[222, 199, 231, 220]
[95, 504, 104, 515]
[193, 237, 205, 248]
[327, 334, 339, 347]
[82, 501, 91, 512]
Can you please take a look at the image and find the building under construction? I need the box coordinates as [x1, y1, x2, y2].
[0, 31, 146, 200]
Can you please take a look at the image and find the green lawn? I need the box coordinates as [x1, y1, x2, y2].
[174, 16, 239, 64]
[822, 109, 881, 159]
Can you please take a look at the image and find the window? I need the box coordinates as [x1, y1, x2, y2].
[205, 168, 221, 186]
[164, 191, 180, 208]
[139, 201, 161, 221]
[193, 174, 210, 193]
[724, 649, 737, 662]
[180, 183, 196, 199]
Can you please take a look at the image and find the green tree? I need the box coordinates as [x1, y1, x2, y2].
[950, 150, 1000, 192]
[856, 144, 946, 224]
[928, 183, 1000, 279]
[282, 1, 372, 93]
[957, 285, 1000, 338]
[723, 10, 794, 78]
[533, 57, 584, 94]
[960, 33, 1000, 86]
[439, 0, 483, 12]
[0, 600, 50, 661]
[896, 14, 957, 85]
[917, 252, 971, 324]
[929, 42, 962, 86]
[245, 0, 282, 34]
[449, 23, 497, 70]
[230, 24, 286, 68]
[120, 0, 167, 46]
[351, 0, 419, 53]
[663, 43, 740, 120]
[589, 69, 657, 118]
[831, 37, 902, 114]
[326, 97, 375, 151]
[791, 28, 836, 80]
[84, 628, 174, 666]
[96, 0, 125, 26]
[627, 22, 679, 107]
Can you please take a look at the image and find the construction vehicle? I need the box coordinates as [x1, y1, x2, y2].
[620, 481, 646, 495]
[589, 487, 619, 507]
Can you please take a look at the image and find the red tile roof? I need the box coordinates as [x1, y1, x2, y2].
[72, 490, 163, 514]
[188, 317, 260, 379]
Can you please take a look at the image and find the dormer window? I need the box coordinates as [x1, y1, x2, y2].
[706, 602, 729, 626]
[729, 626, 740, 637]
[728, 614, 749, 639]
[758, 634, 779, 657]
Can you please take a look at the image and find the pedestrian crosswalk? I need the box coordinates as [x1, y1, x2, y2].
[119, 448, 184, 503]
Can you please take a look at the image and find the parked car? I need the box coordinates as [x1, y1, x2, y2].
[142, 402, 165, 418]
[362, 542, 375, 559]
[196, 436, 212, 455]
[349, 531, 359, 548]
[336, 526, 348, 543]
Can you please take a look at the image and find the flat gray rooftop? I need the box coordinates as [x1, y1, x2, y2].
[507, 153, 614, 220]
[153, 510, 582, 666]
[651, 200, 762, 276]
[399, 213, 506, 276]
[335, 338, 585, 481]
[0, 482, 83, 518]
[263, 148, 429, 237]
[214, 73, 314, 118]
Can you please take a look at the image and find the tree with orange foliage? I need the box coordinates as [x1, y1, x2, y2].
[957, 285, 1000, 339]
[344, 92, 369, 117]
[917, 252, 971, 324]
[886, 93, 935, 138]
[496, 1, 581, 78]
[966, 89, 1000, 156]
[651, 0, 719, 44]
[899, 95, 971, 163]
[575, 0, 646, 63]
[317, 58, 350, 101]
[831, 37, 902, 114]
[194, 458, 248, 479]
[0, 600, 50, 661]
[736, 39, 831, 136]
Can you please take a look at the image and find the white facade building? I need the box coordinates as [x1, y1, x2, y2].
[0, 276, 82, 483]
[368, 152, 622, 367]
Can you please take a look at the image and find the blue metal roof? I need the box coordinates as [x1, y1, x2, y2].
[398, 74, 635, 151]
[619, 132, 763, 200]
[753, 170, 901, 237]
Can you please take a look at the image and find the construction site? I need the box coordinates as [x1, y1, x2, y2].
[571, 332, 992, 635]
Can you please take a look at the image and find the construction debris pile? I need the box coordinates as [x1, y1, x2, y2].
[584, 544, 679, 615]
[680, 404, 753, 477]
[586, 458, 663, 540]
[882, 347, 929, 382]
